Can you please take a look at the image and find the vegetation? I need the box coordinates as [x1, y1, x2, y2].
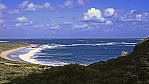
[0, 42, 28, 53]
[9, 38, 149, 84]
[0, 42, 48, 84]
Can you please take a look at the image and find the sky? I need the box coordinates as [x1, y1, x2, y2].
[0, 0, 149, 39]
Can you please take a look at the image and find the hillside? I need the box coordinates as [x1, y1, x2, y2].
[9, 38, 149, 84]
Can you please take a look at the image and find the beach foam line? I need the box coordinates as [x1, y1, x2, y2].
[0, 41, 8, 43]
[121, 42, 137, 45]
[36, 60, 69, 66]
[19, 47, 43, 64]
[18, 45, 64, 65]
[18, 45, 71, 66]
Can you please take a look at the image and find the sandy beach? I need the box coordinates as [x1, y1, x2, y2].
[0, 45, 37, 62]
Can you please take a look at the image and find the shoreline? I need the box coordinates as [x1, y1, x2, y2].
[0, 41, 136, 66]
[0, 44, 68, 66]
[0, 44, 37, 62]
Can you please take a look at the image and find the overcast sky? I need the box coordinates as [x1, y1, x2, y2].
[0, 0, 149, 39]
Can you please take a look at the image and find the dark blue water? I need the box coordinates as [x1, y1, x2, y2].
[0, 39, 142, 66]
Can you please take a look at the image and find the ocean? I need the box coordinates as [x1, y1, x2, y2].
[0, 38, 142, 66]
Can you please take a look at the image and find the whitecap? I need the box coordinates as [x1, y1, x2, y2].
[117, 45, 135, 47]
[53, 42, 137, 47]
[77, 40, 85, 42]
[0, 41, 8, 43]
[35, 60, 69, 66]
[121, 42, 137, 45]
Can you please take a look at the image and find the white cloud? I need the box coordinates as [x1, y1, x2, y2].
[136, 14, 142, 20]
[62, 0, 73, 8]
[143, 12, 149, 17]
[114, 10, 149, 22]
[37, 2, 52, 11]
[15, 23, 22, 27]
[19, 1, 29, 8]
[61, 0, 84, 8]
[16, 16, 29, 23]
[0, 4, 4, 21]
[130, 10, 136, 14]
[19, 1, 52, 11]
[0, 13, 3, 19]
[0, 3, 6, 10]
[15, 21, 33, 27]
[34, 23, 60, 29]
[63, 22, 72, 25]
[15, 16, 33, 27]
[116, 11, 149, 22]
[106, 20, 113, 25]
[43, 2, 52, 10]
[0, 19, 4, 26]
[129, 10, 143, 15]
[47, 24, 60, 29]
[82, 8, 106, 23]
[74, 24, 89, 29]
[50, 25, 59, 29]
[25, 3, 37, 11]
[8, 9, 19, 15]
[77, 0, 84, 5]
[34, 24, 44, 28]
[82, 8, 114, 25]
[104, 8, 115, 17]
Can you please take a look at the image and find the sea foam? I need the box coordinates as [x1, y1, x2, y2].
[19, 48, 43, 64]
[19, 45, 68, 66]
[0, 41, 8, 43]
[18, 42, 137, 66]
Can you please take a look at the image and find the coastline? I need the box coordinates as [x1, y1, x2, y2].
[0, 44, 68, 66]
[0, 44, 37, 62]
[0, 40, 138, 66]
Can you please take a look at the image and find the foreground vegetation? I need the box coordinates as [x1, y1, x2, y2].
[0, 42, 48, 84]
[9, 38, 149, 84]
